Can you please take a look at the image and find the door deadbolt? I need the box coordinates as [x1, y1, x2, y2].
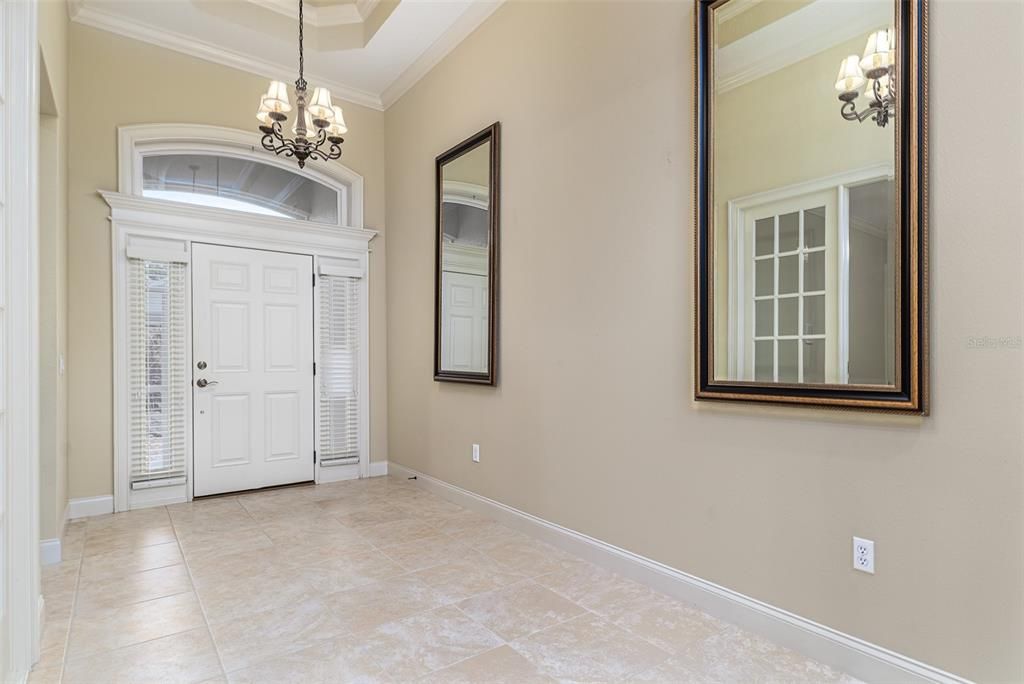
[197, 361, 207, 370]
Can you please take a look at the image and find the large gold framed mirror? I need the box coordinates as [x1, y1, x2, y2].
[434, 123, 500, 385]
[695, 0, 927, 413]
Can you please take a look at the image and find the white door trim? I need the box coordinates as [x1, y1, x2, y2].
[3, 0, 42, 678]
[106, 189, 375, 511]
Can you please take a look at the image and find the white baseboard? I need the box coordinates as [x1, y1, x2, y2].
[39, 538, 62, 566]
[388, 462, 968, 684]
[67, 495, 114, 519]
[369, 460, 388, 477]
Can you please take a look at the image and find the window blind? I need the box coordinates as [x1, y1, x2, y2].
[128, 258, 188, 487]
[319, 275, 360, 466]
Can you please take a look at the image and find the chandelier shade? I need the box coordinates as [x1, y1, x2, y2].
[836, 25, 897, 128]
[256, 0, 346, 168]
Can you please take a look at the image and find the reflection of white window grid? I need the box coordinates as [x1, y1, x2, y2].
[752, 211, 826, 383]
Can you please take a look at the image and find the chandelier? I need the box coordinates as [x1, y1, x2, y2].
[256, 0, 347, 168]
[834, 28, 896, 128]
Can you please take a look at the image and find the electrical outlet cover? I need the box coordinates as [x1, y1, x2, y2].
[472, 444, 480, 463]
[853, 537, 875, 574]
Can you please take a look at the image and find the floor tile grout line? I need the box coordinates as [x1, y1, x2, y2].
[170, 504, 232, 682]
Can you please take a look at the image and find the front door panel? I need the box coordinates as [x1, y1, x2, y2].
[193, 243, 314, 496]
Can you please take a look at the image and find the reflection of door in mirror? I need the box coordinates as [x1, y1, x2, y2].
[727, 173, 895, 386]
[439, 140, 491, 375]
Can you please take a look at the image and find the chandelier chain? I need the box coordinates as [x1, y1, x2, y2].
[296, 0, 306, 90]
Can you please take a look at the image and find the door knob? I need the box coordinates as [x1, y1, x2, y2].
[196, 378, 219, 388]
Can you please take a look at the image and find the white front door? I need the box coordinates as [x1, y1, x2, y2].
[192, 243, 315, 496]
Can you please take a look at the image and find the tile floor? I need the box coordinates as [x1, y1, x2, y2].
[31, 475, 859, 683]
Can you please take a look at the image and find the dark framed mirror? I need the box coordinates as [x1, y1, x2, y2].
[695, 0, 927, 413]
[434, 123, 500, 385]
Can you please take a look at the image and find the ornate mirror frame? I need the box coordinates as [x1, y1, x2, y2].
[434, 123, 501, 385]
[694, 0, 928, 413]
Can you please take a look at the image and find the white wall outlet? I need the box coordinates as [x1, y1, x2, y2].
[853, 537, 875, 574]
[472, 444, 480, 463]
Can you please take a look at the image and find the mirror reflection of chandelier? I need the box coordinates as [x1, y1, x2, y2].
[834, 28, 896, 128]
[256, 0, 348, 168]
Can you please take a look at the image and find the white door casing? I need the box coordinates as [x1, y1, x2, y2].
[192, 244, 315, 496]
[108, 125, 374, 511]
[2, 0, 42, 677]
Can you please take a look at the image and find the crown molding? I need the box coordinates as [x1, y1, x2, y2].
[380, 0, 504, 109]
[68, 0, 386, 110]
[715, 0, 890, 94]
[68, 0, 506, 112]
[713, 0, 758, 24]
[245, 0, 365, 26]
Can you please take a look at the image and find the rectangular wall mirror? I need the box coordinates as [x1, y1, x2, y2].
[435, 123, 500, 385]
[695, 0, 927, 413]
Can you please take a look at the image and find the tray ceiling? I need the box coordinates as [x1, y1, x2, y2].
[68, 0, 503, 110]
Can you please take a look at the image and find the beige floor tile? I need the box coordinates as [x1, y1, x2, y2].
[420, 644, 556, 684]
[63, 626, 222, 684]
[178, 527, 275, 566]
[336, 503, 413, 529]
[86, 507, 170, 533]
[27, 664, 62, 684]
[437, 516, 526, 547]
[667, 624, 790, 682]
[478, 537, 578, 577]
[258, 514, 368, 545]
[410, 550, 528, 604]
[186, 546, 291, 589]
[79, 540, 184, 581]
[356, 518, 440, 547]
[633, 656, 719, 683]
[224, 635, 384, 684]
[539, 559, 660, 620]
[457, 580, 585, 641]
[297, 549, 407, 594]
[207, 596, 350, 673]
[511, 612, 671, 681]
[172, 508, 262, 538]
[66, 591, 206, 660]
[268, 536, 378, 567]
[322, 575, 447, 633]
[611, 594, 726, 656]
[378, 533, 476, 572]
[392, 494, 465, 519]
[167, 496, 243, 520]
[42, 558, 81, 595]
[41, 480, 857, 684]
[82, 525, 178, 557]
[196, 569, 319, 624]
[75, 563, 192, 614]
[361, 605, 503, 680]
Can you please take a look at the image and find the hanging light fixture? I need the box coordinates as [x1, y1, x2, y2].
[834, 27, 897, 128]
[257, 0, 347, 168]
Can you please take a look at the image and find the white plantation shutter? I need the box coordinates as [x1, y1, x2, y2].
[128, 258, 188, 487]
[319, 274, 360, 466]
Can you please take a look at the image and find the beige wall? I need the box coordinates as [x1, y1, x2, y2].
[38, 0, 70, 541]
[66, 24, 389, 499]
[384, 1, 1023, 681]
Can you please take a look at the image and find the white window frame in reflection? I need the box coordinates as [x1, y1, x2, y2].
[726, 163, 894, 385]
